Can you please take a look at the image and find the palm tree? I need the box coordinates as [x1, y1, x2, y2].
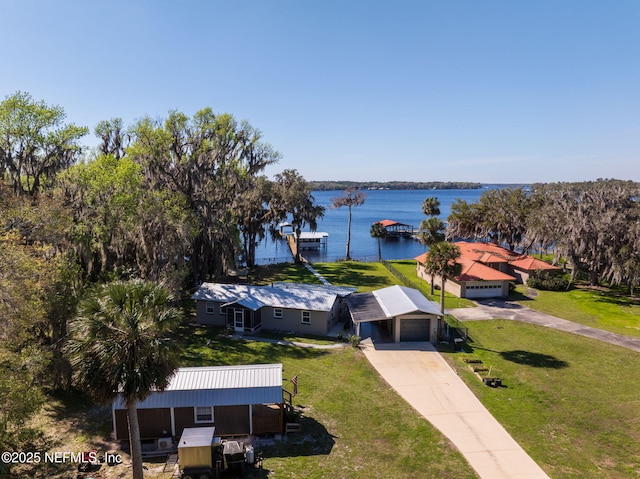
[422, 196, 441, 217]
[370, 222, 388, 261]
[423, 241, 461, 315]
[66, 280, 182, 479]
[332, 188, 366, 260]
[419, 197, 445, 295]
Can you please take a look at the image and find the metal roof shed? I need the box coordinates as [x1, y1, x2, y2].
[112, 364, 284, 439]
[113, 364, 283, 410]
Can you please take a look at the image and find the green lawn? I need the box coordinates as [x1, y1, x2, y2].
[252, 262, 320, 285]
[180, 325, 478, 479]
[253, 330, 345, 346]
[441, 320, 640, 479]
[311, 261, 399, 291]
[246, 262, 640, 478]
[512, 284, 640, 338]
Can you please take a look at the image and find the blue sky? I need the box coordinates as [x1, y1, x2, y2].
[2, 1, 639, 183]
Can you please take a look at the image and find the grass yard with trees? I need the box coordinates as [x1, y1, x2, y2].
[257, 261, 640, 478]
[2, 90, 640, 479]
[179, 327, 479, 479]
[11, 260, 640, 479]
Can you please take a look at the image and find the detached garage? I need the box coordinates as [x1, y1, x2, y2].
[347, 285, 443, 343]
[399, 317, 431, 342]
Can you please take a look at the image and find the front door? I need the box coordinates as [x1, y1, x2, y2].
[234, 309, 245, 332]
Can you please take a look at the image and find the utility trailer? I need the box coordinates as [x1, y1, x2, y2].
[177, 427, 222, 479]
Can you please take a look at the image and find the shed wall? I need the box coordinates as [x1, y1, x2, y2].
[114, 408, 172, 441]
[175, 407, 213, 438]
[214, 405, 250, 435]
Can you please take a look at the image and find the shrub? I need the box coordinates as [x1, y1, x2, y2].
[347, 334, 361, 348]
[527, 273, 569, 291]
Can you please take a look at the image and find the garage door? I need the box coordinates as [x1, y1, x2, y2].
[400, 318, 430, 342]
[465, 284, 504, 299]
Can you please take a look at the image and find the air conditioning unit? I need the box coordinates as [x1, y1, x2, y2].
[157, 437, 173, 450]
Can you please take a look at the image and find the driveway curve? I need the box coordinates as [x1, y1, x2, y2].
[360, 340, 550, 479]
[449, 299, 640, 354]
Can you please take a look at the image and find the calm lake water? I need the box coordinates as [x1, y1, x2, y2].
[255, 188, 491, 264]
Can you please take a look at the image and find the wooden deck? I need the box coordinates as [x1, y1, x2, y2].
[286, 235, 307, 263]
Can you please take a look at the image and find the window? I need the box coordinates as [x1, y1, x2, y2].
[194, 406, 213, 423]
[205, 302, 215, 314]
[274, 308, 283, 319]
[220, 305, 226, 314]
[301, 311, 311, 325]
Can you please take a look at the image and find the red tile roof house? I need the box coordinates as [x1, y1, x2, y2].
[415, 241, 560, 299]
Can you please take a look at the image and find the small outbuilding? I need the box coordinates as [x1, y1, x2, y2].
[112, 364, 284, 441]
[347, 285, 443, 343]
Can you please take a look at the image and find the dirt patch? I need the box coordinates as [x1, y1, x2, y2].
[15, 392, 177, 479]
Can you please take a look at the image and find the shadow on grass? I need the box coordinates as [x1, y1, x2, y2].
[46, 388, 114, 440]
[500, 350, 569, 369]
[260, 415, 336, 458]
[251, 263, 318, 285]
[224, 466, 272, 478]
[177, 324, 330, 367]
[588, 289, 640, 308]
[508, 290, 534, 302]
[459, 338, 568, 369]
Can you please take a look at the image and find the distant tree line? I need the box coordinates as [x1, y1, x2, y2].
[0, 91, 325, 470]
[445, 180, 640, 292]
[309, 180, 482, 191]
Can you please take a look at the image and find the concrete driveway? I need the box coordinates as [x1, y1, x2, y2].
[449, 299, 640, 354]
[360, 339, 550, 479]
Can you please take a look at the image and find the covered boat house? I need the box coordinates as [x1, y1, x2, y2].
[374, 219, 416, 238]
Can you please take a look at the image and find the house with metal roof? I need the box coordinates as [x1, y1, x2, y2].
[415, 241, 560, 299]
[347, 285, 443, 343]
[192, 282, 356, 336]
[112, 364, 284, 441]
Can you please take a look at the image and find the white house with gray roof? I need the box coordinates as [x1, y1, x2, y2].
[192, 282, 356, 336]
[112, 364, 284, 440]
[347, 285, 443, 343]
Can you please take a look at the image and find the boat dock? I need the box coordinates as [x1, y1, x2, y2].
[284, 231, 329, 262]
[375, 219, 418, 239]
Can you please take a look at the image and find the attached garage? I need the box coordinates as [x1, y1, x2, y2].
[347, 285, 443, 344]
[462, 282, 509, 299]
